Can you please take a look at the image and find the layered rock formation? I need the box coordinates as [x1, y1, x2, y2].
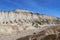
[0, 9, 60, 40]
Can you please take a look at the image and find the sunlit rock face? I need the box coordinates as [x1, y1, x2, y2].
[0, 9, 60, 40]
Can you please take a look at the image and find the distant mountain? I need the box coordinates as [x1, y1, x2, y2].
[0, 9, 60, 40]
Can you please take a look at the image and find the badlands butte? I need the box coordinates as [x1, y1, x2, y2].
[0, 9, 60, 40]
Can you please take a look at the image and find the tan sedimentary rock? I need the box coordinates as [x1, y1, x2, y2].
[0, 9, 60, 40]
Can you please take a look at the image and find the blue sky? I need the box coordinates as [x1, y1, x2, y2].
[0, 0, 60, 18]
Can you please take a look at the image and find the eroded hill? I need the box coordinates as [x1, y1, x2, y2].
[0, 9, 60, 40]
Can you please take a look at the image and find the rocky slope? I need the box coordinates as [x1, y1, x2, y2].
[0, 9, 60, 40]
